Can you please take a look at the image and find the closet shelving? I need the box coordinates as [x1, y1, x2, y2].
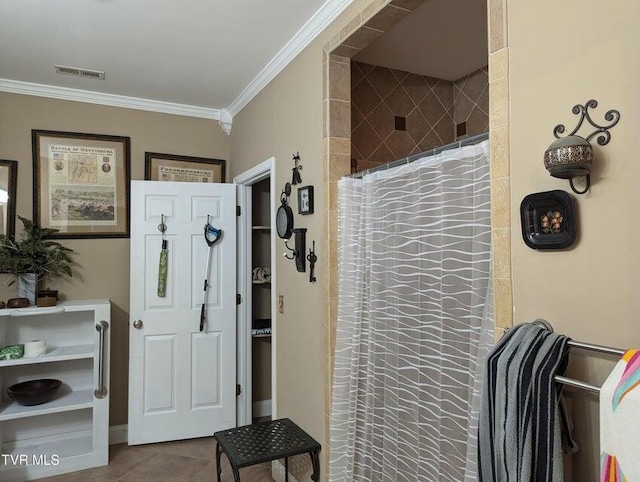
[0, 299, 110, 481]
[250, 178, 272, 420]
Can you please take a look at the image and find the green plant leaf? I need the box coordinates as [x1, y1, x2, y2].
[0, 217, 75, 287]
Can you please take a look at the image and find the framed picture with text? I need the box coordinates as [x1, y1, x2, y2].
[297, 185, 314, 215]
[32, 130, 131, 239]
[144, 152, 226, 183]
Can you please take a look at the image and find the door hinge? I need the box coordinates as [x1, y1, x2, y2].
[236, 294, 242, 305]
[236, 384, 241, 396]
[236, 205, 241, 216]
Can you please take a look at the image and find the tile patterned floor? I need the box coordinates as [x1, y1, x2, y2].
[34, 436, 274, 482]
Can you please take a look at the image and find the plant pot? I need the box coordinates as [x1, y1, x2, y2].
[17, 273, 37, 306]
[38, 289, 59, 300]
[36, 296, 57, 307]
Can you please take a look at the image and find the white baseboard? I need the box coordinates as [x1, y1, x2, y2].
[109, 424, 128, 445]
[252, 399, 272, 418]
[271, 460, 301, 482]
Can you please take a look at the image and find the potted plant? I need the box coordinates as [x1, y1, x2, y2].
[0, 216, 74, 306]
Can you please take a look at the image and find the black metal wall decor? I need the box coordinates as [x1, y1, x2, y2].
[307, 240, 317, 283]
[291, 152, 303, 185]
[543, 99, 620, 194]
[276, 182, 294, 240]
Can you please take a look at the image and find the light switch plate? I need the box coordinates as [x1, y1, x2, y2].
[278, 295, 284, 314]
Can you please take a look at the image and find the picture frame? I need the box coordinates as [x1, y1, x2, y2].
[32, 130, 131, 239]
[0, 159, 18, 239]
[297, 185, 314, 215]
[144, 152, 226, 183]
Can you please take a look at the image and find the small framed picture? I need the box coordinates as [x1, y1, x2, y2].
[297, 185, 314, 215]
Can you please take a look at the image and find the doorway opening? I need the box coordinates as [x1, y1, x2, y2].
[322, 0, 509, 462]
[234, 158, 277, 427]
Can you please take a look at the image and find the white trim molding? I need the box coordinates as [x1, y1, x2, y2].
[233, 158, 276, 427]
[219, 109, 233, 134]
[109, 424, 128, 445]
[0, 1, 354, 124]
[252, 399, 273, 419]
[272, 460, 302, 482]
[0, 78, 221, 120]
[226, 0, 355, 118]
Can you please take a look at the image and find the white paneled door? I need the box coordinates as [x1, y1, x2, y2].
[128, 181, 237, 445]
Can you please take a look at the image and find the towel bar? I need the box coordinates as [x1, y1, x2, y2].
[502, 320, 627, 394]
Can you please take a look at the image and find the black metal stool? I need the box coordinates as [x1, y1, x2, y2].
[214, 418, 321, 482]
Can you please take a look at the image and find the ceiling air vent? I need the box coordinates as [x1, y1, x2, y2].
[54, 65, 105, 80]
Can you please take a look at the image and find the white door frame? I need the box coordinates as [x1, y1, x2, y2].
[234, 157, 276, 426]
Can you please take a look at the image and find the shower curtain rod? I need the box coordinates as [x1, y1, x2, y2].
[503, 322, 626, 394]
[350, 131, 489, 178]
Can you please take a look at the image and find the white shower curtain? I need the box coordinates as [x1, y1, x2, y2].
[329, 139, 494, 482]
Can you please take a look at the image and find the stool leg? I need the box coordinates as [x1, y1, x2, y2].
[215, 443, 222, 482]
[231, 462, 241, 482]
[285, 457, 289, 482]
[309, 450, 320, 482]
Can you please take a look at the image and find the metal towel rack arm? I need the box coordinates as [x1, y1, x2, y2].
[505, 319, 626, 394]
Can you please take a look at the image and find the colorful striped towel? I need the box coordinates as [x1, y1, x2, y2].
[600, 349, 640, 481]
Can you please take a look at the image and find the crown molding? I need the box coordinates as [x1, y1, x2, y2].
[0, 78, 221, 120]
[218, 109, 233, 135]
[226, 0, 354, 118]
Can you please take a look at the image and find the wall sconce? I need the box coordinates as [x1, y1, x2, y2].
[543, 99, 620, 194]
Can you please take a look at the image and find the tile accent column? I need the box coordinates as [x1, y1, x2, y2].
[488, 0, 513, 339]
[322, 53, 352, 447]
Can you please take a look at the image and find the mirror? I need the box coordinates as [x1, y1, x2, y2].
[0, 160, 18, 238]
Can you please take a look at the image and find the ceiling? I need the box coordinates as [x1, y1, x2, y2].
[0, 0, 344, 120]
[0, 0, 487, 125]
[355, 0, 488, 81]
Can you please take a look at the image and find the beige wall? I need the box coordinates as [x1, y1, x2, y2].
[508, 0, 640, 478]
[229, 0, 373, 475]
[0, 92, 229, 426]
[233, 0, 640, 479]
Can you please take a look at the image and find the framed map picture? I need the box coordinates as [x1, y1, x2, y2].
[144, 152, 226, 183]
[32, 130, 131, 238]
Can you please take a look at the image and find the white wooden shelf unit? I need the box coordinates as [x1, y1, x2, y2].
[0, 299, 111, 481]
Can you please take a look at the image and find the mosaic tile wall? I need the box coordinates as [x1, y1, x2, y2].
[351, 61, 489, 170]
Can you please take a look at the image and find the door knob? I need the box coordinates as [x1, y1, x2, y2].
[132, 319, 143, 329]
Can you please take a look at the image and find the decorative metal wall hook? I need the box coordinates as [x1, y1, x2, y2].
[544, 99, 621, 194]
[291, 152, 303, 185]
[553, 99, 621, 146]
[283, 239, 296, 260]
[158, 214, 167, 235]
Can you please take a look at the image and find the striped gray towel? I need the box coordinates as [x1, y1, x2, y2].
[478, 323, 573, 481]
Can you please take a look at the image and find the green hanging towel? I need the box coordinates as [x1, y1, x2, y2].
[157, 239, 168, 297]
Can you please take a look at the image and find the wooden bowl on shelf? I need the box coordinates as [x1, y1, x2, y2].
[6, 298, 29, 308]
[7, 379, 62, 406]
